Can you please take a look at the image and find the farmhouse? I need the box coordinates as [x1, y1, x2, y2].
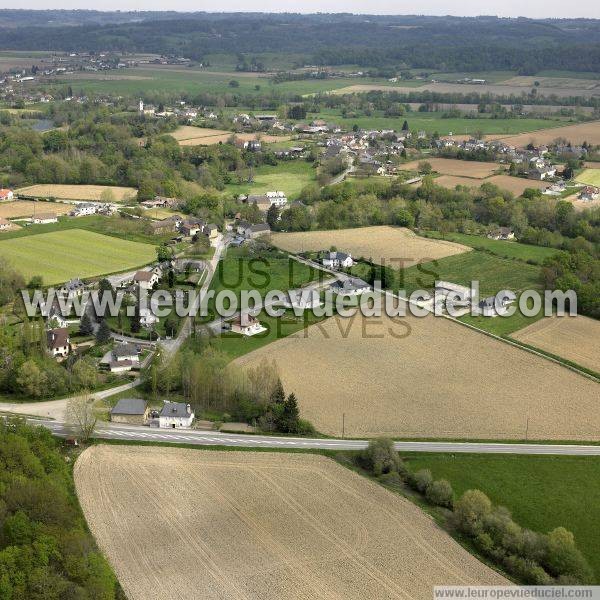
[31, 212, 58, 224]
[113, 343, 139, 363]
[70, 203, 97, 217]
[46, 327, 70, 358]
[0, 189, 14, 201]
[282, 288, 323, 309]
[322, 251, 354, 269]
[229, 314, 267, 336]
[202, 223, 219, 239]
[487, 227, 515, 241]
[579, 186, 599, 201]
[237, 221, 271, 239]
[0, 217, 11, 230]
[476, 291, 517, 317]
[59, 278, 85, 300]
[133, 270, 159, 290]
[110, 398, 149, 425]
[435, 281, 472, 306]
[330, 277, 371, 296]
[159, 401, 194, 429]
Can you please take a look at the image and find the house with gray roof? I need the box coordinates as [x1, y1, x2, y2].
[110, 398, 149, 425]
[330, 277, 371, 296]
[159, 401, 195, 429]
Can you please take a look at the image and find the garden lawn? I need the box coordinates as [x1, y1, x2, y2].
[0, 228, 155, 284]
[224, 161, 316, 200]
[402, 453, 600, 582]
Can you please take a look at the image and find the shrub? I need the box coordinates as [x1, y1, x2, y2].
[411, 468, 433, 494]
[453, 489, 492, 535]
[543, 527, 593, 584]
[358, 438, 401, 476]
[425, 479, 454, 508]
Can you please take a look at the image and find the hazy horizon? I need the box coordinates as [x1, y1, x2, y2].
[0, 3, 598, 19]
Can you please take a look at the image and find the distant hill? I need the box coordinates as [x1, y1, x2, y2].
[0, 12, 599, 74]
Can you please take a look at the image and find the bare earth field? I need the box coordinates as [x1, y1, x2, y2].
[75, 446, 507, 600]
[512, 316, 600, 374]
[235, 311, 600, 440]
[399, 158, 502, 179]
[433, 175, 482, 189]
[331, 82, 600, 99]
[563, 193, 600, 212]
[0, 200, 73, 219]
[484, 175, 548, 195]
[172, 125, 290, 146]
[489, 121, 600, 147]
[271, 225, 470, 267]
[15, 184, 137, 202]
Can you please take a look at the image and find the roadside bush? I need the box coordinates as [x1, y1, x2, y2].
[411, 468, 433, 494]
[357, 438, 402, 476]
[425, 479, 454, 508]
[543, 527, 593, 584]
[452, 489, 492, 535]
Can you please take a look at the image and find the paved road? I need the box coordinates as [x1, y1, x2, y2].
[28, 419, 600, 455]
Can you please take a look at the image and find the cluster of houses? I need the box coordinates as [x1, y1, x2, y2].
[110, 398, 195, 429]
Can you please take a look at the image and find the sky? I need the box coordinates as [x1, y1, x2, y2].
[2, 0, 599, 18]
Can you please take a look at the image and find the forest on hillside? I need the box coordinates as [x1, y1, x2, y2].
[1, 12, 600, 73]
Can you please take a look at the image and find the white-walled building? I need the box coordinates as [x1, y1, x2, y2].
[159, 401, 194, 429]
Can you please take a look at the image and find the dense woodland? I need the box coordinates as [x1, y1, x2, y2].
[1, 13, 600, 74]
[0, 419, 122, 599]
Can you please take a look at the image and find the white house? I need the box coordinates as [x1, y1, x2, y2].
[330, 277, 371, 296]
[139, 308, 159, 328]
[159, 401, 194, 429]
[59, 278, 85, 300]
[476, 291, 516, 317]
[0, 188, 14, 201]
[237, 221, 271, 239]
[46, 328, 70, 358]
[265, 191, 288, 207]
[112, 343, 139, 363]
[282, 288, 323, 309]
[322, 251, 354, 269]
[133, 271, 159, 290]
[435, 281, 472, 306]
[31, 212, 58, 224]
[229, 314, 267, 336]
[71, 203, 98, 217]
[487, 227, 515, 241]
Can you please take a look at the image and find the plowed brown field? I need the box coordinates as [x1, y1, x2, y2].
[75, 446, 508, 600]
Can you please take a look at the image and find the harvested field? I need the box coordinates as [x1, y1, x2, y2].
[75, 446, 508, 600]
[331, 82, 600, 99]
[500, 76, 600, 90]
[564, 193, 600, 212]
[433, 175, 482, 189]
[399, 158, 502, 179]
[234, 310, 600, 440]
[172, 125, 290, 146]
[15, 184, 137, 203]
[512, 316, 600, 374]
[489, 121, 600, 147]
[483, 175, 548, 196]
[0, 200, 72, 219]
[271, 225, 469, 267]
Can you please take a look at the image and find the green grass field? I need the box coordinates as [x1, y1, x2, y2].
[224, 161, 317, 199]
[0, 228, 155, 284]
[312, 108, 566, 136]
[575, 168, 600, 186]
[52, 68, 404, 97]
[403, 453, 600, 581]
[424, 232, 559, 264]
